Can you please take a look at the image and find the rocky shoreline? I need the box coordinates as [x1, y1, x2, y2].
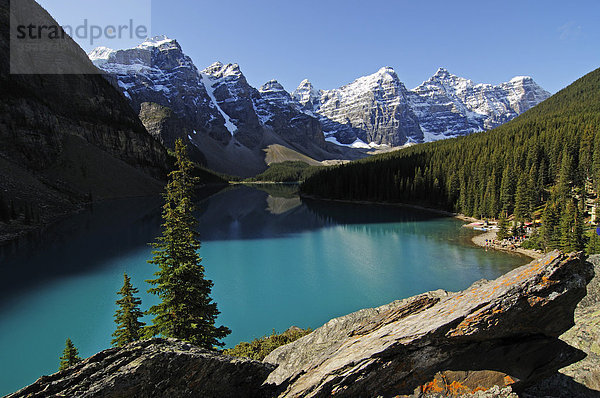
[470, 229, 542, 259]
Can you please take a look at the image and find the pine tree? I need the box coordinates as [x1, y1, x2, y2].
[559, 200, 583, 252]
[112, 273, 145, 347]
[497, 212, 509, 240]
[514, 174, 530, 221]
[146, 139, 230, 348]
[59, 338, 82, 371]
[541, 200, 561, 250]
[586, 228, 600, 255]
[499, 165, 515, 215]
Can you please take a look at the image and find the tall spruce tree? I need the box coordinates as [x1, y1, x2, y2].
[541, 200, 561, 250]
[559, 200, 583, 252]
[112, 273, 145, 347]
[497, 212, 509, 240]
[586, 228, 600, 255]
[146, 139, 230, 348]
[59, 338, 82, 371]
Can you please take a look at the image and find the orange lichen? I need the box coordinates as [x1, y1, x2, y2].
[504, 375, 516, 385]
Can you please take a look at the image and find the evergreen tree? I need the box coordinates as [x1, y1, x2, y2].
[146, 139, 230, 348]
[112, 273, 145, 347]
[559, 200, 584, 252]
[514, 174, 530, 221]
[541, 200, 561, 250]
[586, 228, 600, 255]
[497, 213, 509, 240]
[59, 338, 82, 371]
[499, 165, 515, 215]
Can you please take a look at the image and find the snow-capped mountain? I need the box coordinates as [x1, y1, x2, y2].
[89, 36, 550, 175]
[408, 68, 551, 141]
[293, 67, 423, 146]
[293, 67, 550, 145]
[89, 36, 354, 176]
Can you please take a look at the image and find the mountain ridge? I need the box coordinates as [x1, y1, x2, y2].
[90, 36, 549, 176]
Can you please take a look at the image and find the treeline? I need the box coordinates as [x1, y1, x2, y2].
[301, 68, 600, 253]
[246, 161, 322, 183]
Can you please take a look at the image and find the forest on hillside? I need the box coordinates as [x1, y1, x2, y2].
[301, 68, 600, 253]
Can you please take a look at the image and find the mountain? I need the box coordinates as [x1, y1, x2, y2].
[90, 37, 549, 176]
[0, 0, 169, 241]
[300, 67, 600, 241]
[90, 38, 363, 177]
[293, 67, 551, 145]
[409, 68, 551, 141]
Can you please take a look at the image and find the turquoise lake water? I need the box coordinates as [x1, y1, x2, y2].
[0, 185, 528, 395]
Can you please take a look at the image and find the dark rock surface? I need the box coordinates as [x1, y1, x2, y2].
[520, 254, 600, 398]
[264, 251, 592, 397]
[0, 0, 169, 242]
[6, 339, 276, 398]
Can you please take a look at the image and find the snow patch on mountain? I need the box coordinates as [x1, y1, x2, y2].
[200, 72, 237, 135]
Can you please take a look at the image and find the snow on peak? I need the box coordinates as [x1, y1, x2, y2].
[87, 46, 116, 65]
[509, 75, 532, 83]
[377, 66, 396, 75]
[138, 35, 177, 49]
[203, 62, 243, 79]
[260, 80, 286, 93]
[292, 79, 321, 109]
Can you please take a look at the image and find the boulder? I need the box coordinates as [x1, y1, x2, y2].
[264, 251, 593, 397]
[7, 338, 275, 398]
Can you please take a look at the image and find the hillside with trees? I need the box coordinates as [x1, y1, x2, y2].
[301, 68, 600, 253]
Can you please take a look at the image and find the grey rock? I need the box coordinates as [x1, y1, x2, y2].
[264, 251, 592, 397]
[526, 254, 600, 397]
[7, 338, 276, 398]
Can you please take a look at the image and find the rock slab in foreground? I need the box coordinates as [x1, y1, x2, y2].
[264, 251, 593, 397]
[7, 338, 275, 398]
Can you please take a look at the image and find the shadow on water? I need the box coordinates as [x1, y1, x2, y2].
[0, 185, 225, 304]
[0, 185, 457, 307]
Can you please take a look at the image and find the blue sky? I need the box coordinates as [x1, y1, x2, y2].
[39, 0, 600, 94]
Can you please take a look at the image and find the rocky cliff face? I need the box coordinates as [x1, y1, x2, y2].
[409, 68, 551, 141]
[294, 67, 424, 146]
[294, 67, 551, 145]
[0, 0, 169, 242]
[8, 251, 595, 398]
[90, 40, 352, 177]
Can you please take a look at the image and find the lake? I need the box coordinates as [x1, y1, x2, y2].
[0, 185, 528, 395]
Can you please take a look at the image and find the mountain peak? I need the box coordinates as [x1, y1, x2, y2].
[509, 75, 533, 83]
[87, 46, 116, 64]
[202, 62, 243, 79]
[260, 80, 286, 93]
[138, 35, 178, 49]
[433, 67, 451, 78]
[377, 66, 396, 75]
